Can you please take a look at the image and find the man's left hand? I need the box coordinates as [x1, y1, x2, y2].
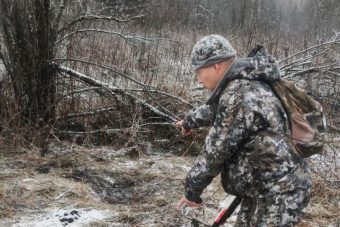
[175, 120, 193, 136]
[176, 195, 201, 209]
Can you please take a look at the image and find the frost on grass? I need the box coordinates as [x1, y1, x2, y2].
[0, 141, 339, 226]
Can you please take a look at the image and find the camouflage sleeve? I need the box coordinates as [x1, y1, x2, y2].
[181, 103, 217, 129]
[185, 80, 255, 202]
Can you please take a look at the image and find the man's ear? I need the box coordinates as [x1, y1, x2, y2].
[214, 63, 220, 72]
[214, 63, 224, 75]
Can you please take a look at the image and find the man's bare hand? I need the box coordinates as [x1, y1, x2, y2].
[175, 120, 193, 136]
[176, 195, 201, 209]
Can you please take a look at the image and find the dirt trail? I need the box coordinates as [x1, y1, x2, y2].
[0, 142, 338, 227]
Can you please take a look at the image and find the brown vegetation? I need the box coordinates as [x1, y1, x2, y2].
[0, 0, 339, 226]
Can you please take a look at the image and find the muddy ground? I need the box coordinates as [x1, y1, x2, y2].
[0, 135, 339, 227]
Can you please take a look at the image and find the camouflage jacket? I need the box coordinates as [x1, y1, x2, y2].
[183, 56, 311, 202]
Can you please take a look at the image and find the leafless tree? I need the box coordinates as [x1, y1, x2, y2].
[0, 0, 338, 146]
[0, 0, 58, 126]
[0, 0, 148, 127]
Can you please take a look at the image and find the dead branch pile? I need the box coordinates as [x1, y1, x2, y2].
[50, 33, 339, 147]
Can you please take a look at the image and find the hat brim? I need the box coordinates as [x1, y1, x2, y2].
[192, 54, 236, 71]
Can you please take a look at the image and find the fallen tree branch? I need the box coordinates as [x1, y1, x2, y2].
[54, 58, 193, 108]
[56, 59, 180, 120]
[114, 88, 193, 107]
[55, 58, 148, 88]
[53, 127, 129, 135]
[52, 123, 175, 136]
[57, 106, 117, 120]
[58, 87, 100, 98]
[56, 64, 178, 123]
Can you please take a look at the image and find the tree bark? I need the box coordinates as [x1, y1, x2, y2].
[0, 0, 57, 126]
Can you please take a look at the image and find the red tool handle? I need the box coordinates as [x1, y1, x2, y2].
[211, 196, 242, 227]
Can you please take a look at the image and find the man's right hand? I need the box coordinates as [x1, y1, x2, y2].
[175, 120, 193, 136]
[176, 195, 201, 209]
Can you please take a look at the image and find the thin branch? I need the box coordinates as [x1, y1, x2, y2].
[326, 70, 340, 77]
[53, 0, 67, 33]
[197, 5, 212, 16]
[58, 13, 145, 34]
[55, 59, 180, 120]
[281, 46, 330, 70]
[57, 106, 116, 120]
[284, 63, 338, 79]
[57, 65, 118, 96]
[52, 123, 175, 135]
[279, 39, 340, 63]
[56, 29, 154, 44]
[56, 29, 181, 46]
[56, 64, 178, 123]
[54, 58, 146, 87]
[54, 58, 192, 107]
[329, 67, 340, 71]
[114, 88, 193, 107]
[51, 86, 101, 111]
[53, 127, 129, 135]
[59, 87, 100, 98]
[117, 76, 181, 121]
[281, 60, 312, 73]
[139, 122, 174, 127]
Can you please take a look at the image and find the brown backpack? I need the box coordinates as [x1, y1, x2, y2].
[270, 79, 326, 158]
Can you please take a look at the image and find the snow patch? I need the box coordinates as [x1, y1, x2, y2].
[11, 208, 111, 227]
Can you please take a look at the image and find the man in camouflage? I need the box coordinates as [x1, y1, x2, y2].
[176, 35, 311, 226]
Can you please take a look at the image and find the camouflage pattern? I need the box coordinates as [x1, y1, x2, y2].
[236, 188, 311, 226]
[182, 104, 215, 130]
[182, 55, 312, 226]
[191, 34, 236, 70]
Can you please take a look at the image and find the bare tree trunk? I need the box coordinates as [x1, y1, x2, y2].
[0, 0, 57, 126]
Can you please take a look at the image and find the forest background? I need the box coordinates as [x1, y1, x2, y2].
[0, 0, 339, 226]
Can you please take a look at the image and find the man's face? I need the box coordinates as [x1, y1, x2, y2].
[196, 65, 222, 91]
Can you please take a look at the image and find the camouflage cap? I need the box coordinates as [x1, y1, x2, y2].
[191, 34, 236, 71]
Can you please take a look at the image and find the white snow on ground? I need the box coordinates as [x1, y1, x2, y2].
[10, 208, 111, 227]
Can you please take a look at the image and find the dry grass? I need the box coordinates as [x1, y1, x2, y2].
[0, 4, 339, 226]
[0, 142, 339, 226]
[303, 177, 340, 226]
